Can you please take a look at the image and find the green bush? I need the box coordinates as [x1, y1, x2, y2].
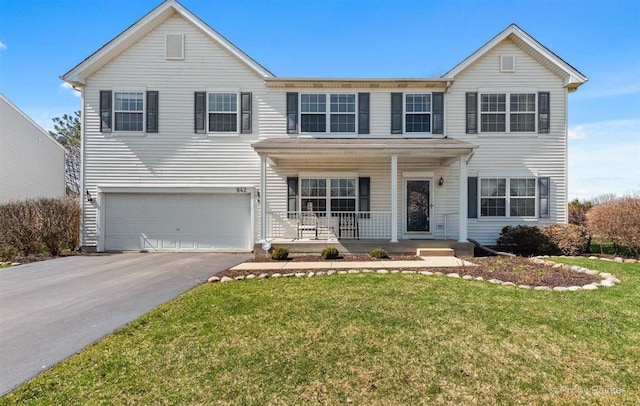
[497, 224, 590, 256]
[369, 248, 390, 259]
[321, 247, 340, 260]
[270, 246, 289, 260]
[0, 197, 80, 259]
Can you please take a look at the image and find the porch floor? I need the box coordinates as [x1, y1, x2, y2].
[255, 239, 474, 257]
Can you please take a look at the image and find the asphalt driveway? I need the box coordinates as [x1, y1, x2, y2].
[0, 252, 250, 396]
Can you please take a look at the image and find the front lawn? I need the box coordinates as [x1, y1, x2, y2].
[2, 258, 639, 404]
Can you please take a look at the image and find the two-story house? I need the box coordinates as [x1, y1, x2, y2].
[62, 0, 586, 253]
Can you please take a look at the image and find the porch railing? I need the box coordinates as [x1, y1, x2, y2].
[265, 211, 392, 240]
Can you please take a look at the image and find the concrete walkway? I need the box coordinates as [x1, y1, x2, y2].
[231, 256, 474, 271]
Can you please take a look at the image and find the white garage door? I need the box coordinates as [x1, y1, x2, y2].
[104, 193, 251, 251]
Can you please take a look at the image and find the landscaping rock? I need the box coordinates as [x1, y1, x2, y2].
[552, 263, 563, 269]
[518, 285, 532, 289]
[502, 282, 516, 287]
[316, 271, 326, 276]
[600, 258, 613, 261]
[337, 271, 347, 275]
[348, 269, 360, 274]
[235, 275, 245, 281]
[435, 272, 444, 276]
[488, 279, 503, 284]
[272, 273, 282, 278]
[420, 271, 433, 276]
[10, 262, 21, 266]
[614, 257, 624, 263]
[567, 286, 582, 291]
[582, 284, 598, 290]
[295, 273, 305, 277]
[307, 272, 315, 277]
[608, 277, 621, 283]
[245, 274, 255, 279]
[553, 287, 568, 292]
[376, 269, 389, 274]
[208, 276, 221, 283]
[220, 276, 234, 283]
[624, 259, 637, 263]
[259, 273, 270, 279]
[327, 270, 336, 275]
[599, 272, 612, 278]
[462, 275, 474, 280]
[475, 276, 484, 281]
[570, 265, 581, 272]
[600, 280, 616, 287]
[446, 273, 460, 278]
[588, 256, 598, 260]
[283, 273, 294, 277]
[534, 286, 551, 291]
[584, 269, 599, 275]
[391, 270, 400, 273]
[401, 270, 416, 274]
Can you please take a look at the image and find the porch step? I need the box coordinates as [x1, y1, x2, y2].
[416, 248, 455, 257]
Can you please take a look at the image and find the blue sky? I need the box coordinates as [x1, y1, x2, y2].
[1, 0, 638, 200]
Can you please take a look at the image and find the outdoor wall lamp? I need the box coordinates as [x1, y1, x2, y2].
[438, 177, 444, 186]
[86, 190, 94, 202]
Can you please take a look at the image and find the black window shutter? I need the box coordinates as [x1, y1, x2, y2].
[358, 177, 370, 215]
[194, 91, 206, 133]
[358, 93, 370, 134]
[391, 93, 403, 134]
[538, 177, 550, 218]
[467, 177, 478, 218]
[286, 92, 298, 134]
[100, 90, 112, 133]
[287, 177, 298, 214]
[241, 92, 252, 134]
[538, 92, 550, 134]
[146, 91, 158, 133]
[432, 92, 444, 134]
[466, 92, 478, 134]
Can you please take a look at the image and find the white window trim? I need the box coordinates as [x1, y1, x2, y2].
[298, 93, 358, 137]
[478, 90, 538, 134]
[403, 93, 432, 137]
[478, 176, 539, 219]
[112, 89, 146, 134]
[206, 91, 240, 135]
[298, 175, 361, 214]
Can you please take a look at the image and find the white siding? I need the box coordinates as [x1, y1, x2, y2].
[0, 95, 66, 203]
[446, 39, 568, 244]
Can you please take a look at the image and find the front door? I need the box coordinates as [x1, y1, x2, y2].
[405, 180, 431, 235]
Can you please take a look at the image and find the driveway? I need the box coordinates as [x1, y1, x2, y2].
[0, 252, 250, 396]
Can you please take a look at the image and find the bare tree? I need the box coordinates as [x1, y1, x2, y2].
[49, 112, 80, 197]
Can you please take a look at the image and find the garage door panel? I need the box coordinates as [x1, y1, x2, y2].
[104, 193, 251, 251]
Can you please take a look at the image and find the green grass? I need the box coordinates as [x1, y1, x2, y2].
[590, 238, 636, 258]
[2, 259, 639, 405]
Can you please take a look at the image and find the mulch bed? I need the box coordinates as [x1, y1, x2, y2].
[221, 256, 601, 287]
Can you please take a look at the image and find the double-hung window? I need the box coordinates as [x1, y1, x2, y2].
[208, 92, 238, 132]
[480, 177, 536, 217]
[300, 94, 356, 134]
[300, 178, 327, 213]
[330, 178, 356, 212]
[114, 92, 144, 132]
[300, 177, 358, 214]
[479, 92, 536, 133]
[405, 94, 431, 133]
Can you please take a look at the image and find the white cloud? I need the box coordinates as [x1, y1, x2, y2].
[0, 41, 6, 51]
[568, 125, 586, 139]
[568, 119, 640, 200]
[59, 82, 81, 97]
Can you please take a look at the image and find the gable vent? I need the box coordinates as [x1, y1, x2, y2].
[165, 33, 184, 60]
[500, 55, 515, 72]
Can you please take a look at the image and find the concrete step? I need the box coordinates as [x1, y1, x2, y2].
[416, 248, 455, 257]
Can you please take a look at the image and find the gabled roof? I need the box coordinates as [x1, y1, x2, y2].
[0, 93, 67, 153]
[443, 24, 588, 91]
[62, 0, 273, 86]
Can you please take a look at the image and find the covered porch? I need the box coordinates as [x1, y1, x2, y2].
[253, 138, 477, 249]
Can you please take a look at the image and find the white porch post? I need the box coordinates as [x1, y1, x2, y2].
[391, 155, 398, 242]
[458, 156, 468, 242]
[259, 155, 267, 242]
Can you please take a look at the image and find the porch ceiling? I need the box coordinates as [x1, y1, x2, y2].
[252, 138, 478, 162]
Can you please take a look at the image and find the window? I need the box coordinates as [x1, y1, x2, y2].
[300, 94, 356, 133]
[480, 177, 537, 217]
[208, 92, 237, 132]
[300, 177, 360, 214]
[480, 92, 536, 133]
[510, 93, 536, 132]
[114, 92, 144, 132]
[405, 94, 431, 133]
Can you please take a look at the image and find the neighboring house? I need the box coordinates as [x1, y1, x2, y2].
[0, 93, 66, 204]
[62, 0, 586, 253]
